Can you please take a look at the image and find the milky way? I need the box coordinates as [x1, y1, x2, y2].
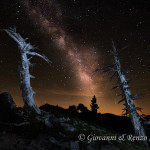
[22, 0, 102, 96]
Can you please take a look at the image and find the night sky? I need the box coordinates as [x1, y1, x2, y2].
[0, 0, 150, 115]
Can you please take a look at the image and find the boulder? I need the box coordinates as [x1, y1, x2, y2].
[0, 92, 17, 122]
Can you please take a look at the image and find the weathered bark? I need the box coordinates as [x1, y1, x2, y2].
[111, 40, 148, 146]
[19, 48, 40, 114]
[4, 27, 50, 114]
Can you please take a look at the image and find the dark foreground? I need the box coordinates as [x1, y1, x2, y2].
[0, 92, 149, 150]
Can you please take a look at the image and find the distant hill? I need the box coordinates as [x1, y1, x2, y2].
[40, 104, 134, 134]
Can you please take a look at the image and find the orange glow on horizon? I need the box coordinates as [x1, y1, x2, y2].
[7, 88, 150, 116]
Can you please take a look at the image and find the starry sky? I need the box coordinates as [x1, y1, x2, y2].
[0, 0, 150, 115]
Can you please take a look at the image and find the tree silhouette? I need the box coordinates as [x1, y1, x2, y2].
[4, 27, 50, 114]
[90, 95, 99, 113]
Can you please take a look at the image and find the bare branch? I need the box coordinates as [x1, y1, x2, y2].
[118, 98, 125, 104]
[27, 52, 51, 63]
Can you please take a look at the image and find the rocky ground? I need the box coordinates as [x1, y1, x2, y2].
[0, 92, 149, 150]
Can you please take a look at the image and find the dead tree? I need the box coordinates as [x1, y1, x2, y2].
[4, 27, 50, 114]
[94, 40, 148, 146]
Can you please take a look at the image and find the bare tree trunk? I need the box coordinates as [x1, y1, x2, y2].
[4, 27, 50, 114]
[111, 40, 148, 146]
[19, 49, 40, 114]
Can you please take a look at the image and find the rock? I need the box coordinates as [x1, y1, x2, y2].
[49, 137, 59, 145]
[101, 145, 120, 150]
[0, 92, 17, 122]
[60, 123, 76, 132]
[49, 137, 69, 150]
[90, 125, 104, 134]
[58, 117, 70, 123]
[0, 92, 16, 110]
[70, 141, 79, 150]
